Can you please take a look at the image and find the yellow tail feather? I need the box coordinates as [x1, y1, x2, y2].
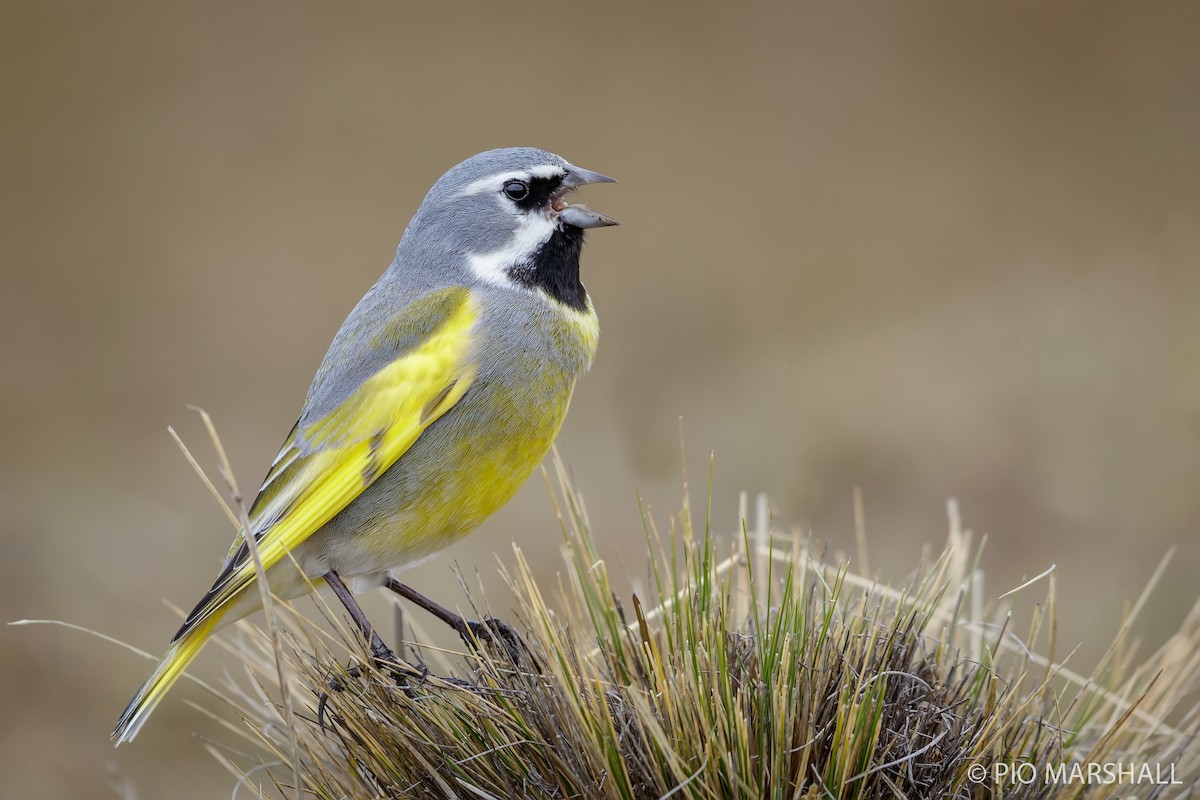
[111, 609, 225, 745]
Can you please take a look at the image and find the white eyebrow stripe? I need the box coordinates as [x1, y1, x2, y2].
[458, 171, 527, 197]
[456, 164, 564, 196]
[466, 212, 558, 289]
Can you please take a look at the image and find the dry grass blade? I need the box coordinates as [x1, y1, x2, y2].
[186, 408, 303, 800]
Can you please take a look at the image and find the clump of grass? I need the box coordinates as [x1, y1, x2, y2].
[201, 455, 1199, 799]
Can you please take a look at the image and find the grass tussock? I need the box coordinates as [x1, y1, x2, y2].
[201, 454, 1200, 799]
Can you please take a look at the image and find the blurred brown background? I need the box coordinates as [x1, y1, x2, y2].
[4, 2, 1199, 797]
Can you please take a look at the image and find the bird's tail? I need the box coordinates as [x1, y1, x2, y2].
[111, 608, 226, 745]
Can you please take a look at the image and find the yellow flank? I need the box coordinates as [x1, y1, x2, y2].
[380, 398, 570, 558]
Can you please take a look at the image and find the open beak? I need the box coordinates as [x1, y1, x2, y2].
[556, 163, 619, 229]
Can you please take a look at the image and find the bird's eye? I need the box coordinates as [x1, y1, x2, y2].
[502, 180, 529, 201]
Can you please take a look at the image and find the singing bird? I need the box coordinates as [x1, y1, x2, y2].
[113, 147, 617, 743]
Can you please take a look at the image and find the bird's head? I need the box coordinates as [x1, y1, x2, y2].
[401, 148, 618, 311]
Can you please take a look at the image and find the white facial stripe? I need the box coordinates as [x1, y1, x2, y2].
[456, 164, 564, 196]
[466, 212, 558, 289]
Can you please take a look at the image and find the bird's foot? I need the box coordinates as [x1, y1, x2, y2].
[382, 578, 538, 669]
[369, 641, 401, 671]
[460, 616, 530, 665]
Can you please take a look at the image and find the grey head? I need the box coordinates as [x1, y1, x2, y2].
[394, 147, 618, 312]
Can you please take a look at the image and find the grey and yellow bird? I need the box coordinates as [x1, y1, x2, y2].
[113, 147, 617, 743]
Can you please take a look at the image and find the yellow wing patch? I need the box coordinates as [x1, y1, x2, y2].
[185, 289, 479, 633]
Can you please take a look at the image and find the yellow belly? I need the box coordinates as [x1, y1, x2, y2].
[272, 369, 576, 587]
[372, 382, 575, 559]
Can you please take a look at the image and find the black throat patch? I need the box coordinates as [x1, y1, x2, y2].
[512, 223, 589, 312]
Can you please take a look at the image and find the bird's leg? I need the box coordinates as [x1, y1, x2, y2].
[318, 571, 409, 729]
[324, 570, 398, 666]
[382, 577, 472, 636]
[382, 577, 529, 664]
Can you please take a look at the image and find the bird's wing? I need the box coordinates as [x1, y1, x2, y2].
[174, 286, 479, 640]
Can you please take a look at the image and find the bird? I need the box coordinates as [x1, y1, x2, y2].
[112, 147, 618, 744]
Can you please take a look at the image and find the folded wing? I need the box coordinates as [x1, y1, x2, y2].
[174, 286, 479, 639]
